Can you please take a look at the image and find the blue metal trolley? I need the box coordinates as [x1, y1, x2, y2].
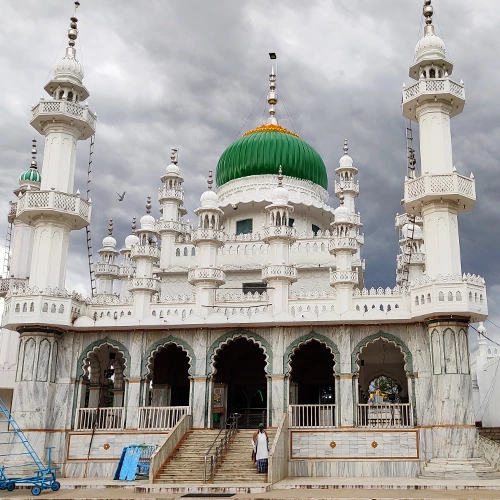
[0, 398, 60, 496]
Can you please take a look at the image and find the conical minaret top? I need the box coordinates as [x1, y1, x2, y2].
[267, 66, 278, 125]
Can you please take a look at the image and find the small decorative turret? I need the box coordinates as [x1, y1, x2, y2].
[118, 218, 139, 300]
[95, 219, 119, 295]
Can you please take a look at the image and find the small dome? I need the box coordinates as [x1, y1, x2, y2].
[200, 189, 219, 209]
[271, 185, 289, 206]
[165, 162, 180, 175]
[102, 235, 117, 248]
[140, 214, 156, 230]
[124, 234, 140, 249]
[477, 322, 487, 335]
[339, 153, 353, 169]
[334, 204, 350, 223]
[53, 49, 84, 85]
[415, 32, 446, 65]
[402, 223, 423, 240]
[19, 169, 41, 183]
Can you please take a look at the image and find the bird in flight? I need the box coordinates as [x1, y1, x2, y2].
[116, 191, 126, 201]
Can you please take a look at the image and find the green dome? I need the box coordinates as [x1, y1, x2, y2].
[19, 169, 41, 183]
[216, 124, 328, 190]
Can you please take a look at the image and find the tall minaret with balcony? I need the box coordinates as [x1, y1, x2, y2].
[189, 172, 225, 316]
[334, 140, 364, 282]
[129, 198, 160, 317]
[402, 0, 474, 279]
[262, 167, 297, 315]
[118, 218, 139, 300]
[95, 220, 119, 295]
[395, 214, 425, 286]
[158, 149, 185, 272]
[19, 14, 95, 290]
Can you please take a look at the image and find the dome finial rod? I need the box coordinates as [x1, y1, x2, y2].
[108, 219, 113, 236]
[207, 170, 213, 190]
[146, 196, 152, 215]
[343, 138, 349, 155]
[30, 138, 37, 170]
[278, 165, 283, 186]
[66, 1, 80, 57]
[171, 148, 178, 165]
[423, 0, 435, 34]
[131, 217, 136, 232]
[267, 53, 278, 125]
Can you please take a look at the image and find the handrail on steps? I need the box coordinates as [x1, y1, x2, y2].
[203, 413, 240, 483]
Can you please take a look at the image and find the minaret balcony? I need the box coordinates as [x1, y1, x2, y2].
[0, 277, 28, 298]
[396, 253, 425, 268]
[262, 264, 298, 283]
[128, 277, 161, 293]
[329, 237, 358, 253]
[94, 263, 120, 277]
[156, 220, 190, 234]
[334, 180, 359, 196]
[188, 267, 226, 286]
[130, 245, 160, 261]
[119, 266, 134, 277]
[8, 202, 17, 223]
[16, 190, 91, 229]
[263, 225, 296, 243]
[330, 269, 358, 285]
[158, 186, 184, 203]
[404, 173, 475, 215]
[31, 99, 96, 140]
[402, 78, 465, 120]
[395, 213, 423, 230]
[192, 228, 224, 245]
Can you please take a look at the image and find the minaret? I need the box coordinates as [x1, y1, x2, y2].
[334, 140, 364, 285]
[158, 148, 185, 271]
[118, 218, 139, 300]
[95, 220, 119, 295]
[262, 167, 297, 315]
[395, 214, 425, 286]
[19, 13, 95, 290]
[189, 172, 225, 316]
[129, 198, 160, 317]
[402, 0, 474, 278]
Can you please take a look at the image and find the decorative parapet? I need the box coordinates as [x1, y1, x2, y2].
[129, 277, 161, 293]
[329, 237, 358, 253]
[192, 228, 224, 245]
[262, 264, 298, 283]
[155, 220, 190, 234]
[16, 190, 91, 229]
[87, 294, 133, 305]
[329, 270, 358, 285]
[395, 213, 423, 229]
[153, 293, 196, 303]
[396, 253, 425, 267]
[158, 186, 184, 203]
[216, 290, 269, 303]
[130, 245, 160, 260]
[118, 266, 135, 277]
[31, 99, 96, 139]
[188, 267, 226, 285]
[263, 225, 296, 242]
[353, 286, 409, 297]
[94, 263, 120, 276]
[289, 289, 336, 300]
[0, 277, 28, 297]
[334, 180, 359, 195]
[404, 173, 475, 214]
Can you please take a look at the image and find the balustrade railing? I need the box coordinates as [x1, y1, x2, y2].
[192, 228, 224, 242]
[357, 403, 413, 428]
[138, 406, 190, 430]
[130, 245, 160, 259]
[334, 180, 359, 195]
[158, 186, 184, 201]
[404, 173, 475, 204]
[188, 267, 226, 283]
[262, 264, 297, 281]
[94, 263, 120, 275]
[288, 404, 336, 428]
[329, 237, 358, 252]
[330, 270, 358, 284]
[129, 277, 161, 292]
[263, 225, 296, 240]
[75, 407, 125, 431]
[402, 78, 465, 103]
[31, 99, 97, 132]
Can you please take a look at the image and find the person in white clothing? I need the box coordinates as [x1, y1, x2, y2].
[252, 422, 269, 473]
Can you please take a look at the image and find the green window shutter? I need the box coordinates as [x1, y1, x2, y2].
[236, 219, 253, 235]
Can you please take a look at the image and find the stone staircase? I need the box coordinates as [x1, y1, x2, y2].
[155, 429, 221, 483]
[213, 429, 276, 483]
[420, 457, 500, 479]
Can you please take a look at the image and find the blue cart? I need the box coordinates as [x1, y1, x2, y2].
[0, 398, 60, 496]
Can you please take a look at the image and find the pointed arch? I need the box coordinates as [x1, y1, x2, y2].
[206, 329, 272, 376]
[284, 332, 340, 375]
[351, 331, 414, 375]
[76, 337, 131, 380]
[142, 336, 196, 378]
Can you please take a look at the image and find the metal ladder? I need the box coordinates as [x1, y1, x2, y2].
[2, 222, 12, 279]
[85, 135, 97, 297]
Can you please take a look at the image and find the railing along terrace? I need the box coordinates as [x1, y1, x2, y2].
[357, 403, 413, 428]
[138, 406, 190, 430]
[288, 404, 336, 428]
[75, 407, 125, 431]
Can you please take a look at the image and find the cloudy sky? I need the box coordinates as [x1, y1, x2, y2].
[0, 0, 499, 341]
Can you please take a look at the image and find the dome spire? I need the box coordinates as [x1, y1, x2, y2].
[277, 165, 283, 186]
[131, 217, 136, 232]
[423, 0, 435, 34]
[30, 139, 37, 170]
[207, 170, 214, 190]
[108, 219, 113, 236]
[343, 139, 349, 156]
[171, 148, 178, 165]
[267, 63, 278, 125]
[146, 196, 152, 215]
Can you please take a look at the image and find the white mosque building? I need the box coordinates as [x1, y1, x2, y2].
[0, 0, 496, 481]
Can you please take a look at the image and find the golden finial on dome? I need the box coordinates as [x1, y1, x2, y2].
[242, 123, 301, 139]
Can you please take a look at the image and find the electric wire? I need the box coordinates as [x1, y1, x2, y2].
[232, 87, 268, 142]
[469, 323, 500, 350]
[277, 89, 301, 137]
[44, 34, 67, 85]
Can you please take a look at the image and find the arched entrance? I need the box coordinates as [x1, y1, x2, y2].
[146, 344, 190, 407]
[356, 337, 412, 427]
[213, 338, 267, 428]
[288, 340, 336, 426]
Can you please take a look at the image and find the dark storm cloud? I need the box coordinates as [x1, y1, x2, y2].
[1, 0, 499, 339]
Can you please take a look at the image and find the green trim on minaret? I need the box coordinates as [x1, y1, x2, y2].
[216, 125, 328, 190]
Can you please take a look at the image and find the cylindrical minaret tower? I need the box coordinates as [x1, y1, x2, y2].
[395, 213, 425, 286]
[118, 218, 139, 300]
[19, 15, 95, 290]
[402, 0, 474, 278]
[95, 220, 119, 295]
[262, 167, 297, 315]
[129, 198, 160, 317]
[189, 172, 225, 316]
